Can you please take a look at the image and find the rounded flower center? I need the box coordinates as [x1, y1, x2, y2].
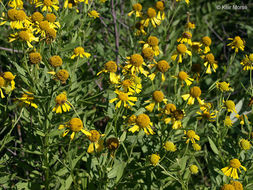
[133, 3, 142, 11]
[230, 181, 243, 190]
[39, 21, 50, 30]
[240, 139, 251, 150]
[229, 159, 241, 169]
[15, 10, 26, 21]
[46, 13, 56, 23]
[147, 36, 159, 46]
[56, 69, 69, 82]
[157, 60, 169, 73]
[136, 114, 150, 128]
[7, 9, 17, 21]
[46, 28, 56, 38]
[55, 93, 67, 105]
[218, 82, 230, 91]
[202, 36, 212, 46]
[182, 32, 192, 39]
[164, 141, 176, 152]
[178, 71, 188, 80]
[177, 44, 187, 54]
[189, 165, 198, 174]
[234, 36, 243, 47]
[106, 137, 119, 150]
[156, 1, 165, 11]
[150, 154, 160, 166]
[142, 48, 154, 60]
[29, 52, 42, 64]
[221, 184, 235, 190]
[187, 130, 196, 138]
[74, 47, 84, 54]
[0, 77, 5, 87]
[147, 8, 156, 18]
[130, 54, 143, 67]
[172, 110, 184, 120]
[32, 12, 44, 22]
[190, 86, 201, 98]
[205, 53, 215, 62]
[19, 31, 30, 41]
[69, 118, 83, 132]
[165, 103, 176, 114]
[44, 0, 53, 6]
[88, 130, 101, 142]
[49, 55, 62, 67]
[3, 72, 15, 81]
[191, 63, 201, 73]
[105, 61, 117, 73]
[118, 91, 128, 101]
[153, 90, 164, 103]
[225, 100, 235, 110]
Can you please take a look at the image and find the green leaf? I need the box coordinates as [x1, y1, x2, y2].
[208, 137, 219, 155]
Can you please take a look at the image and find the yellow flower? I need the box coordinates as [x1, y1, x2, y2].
[124, 54, 149, 76]
[88, 10, 99, 19]
[182, 86, 204, 105]
[109, 90, 137, 109]
[58, 118, 91, 140]
[239, 139, 251, 150]
[45, 13, 61, 28]
[171, 44, 192, 63]
[221, 159, 246, 179]
[106, 137, 120, 151]
[87, 130, 104, 153]
[128, 3, 142, 17]
[49, 55, 62, 67]
[1, 72, 15, 95]
[224, 100, 237, 113]
[145, 90, 167, 112]
[236, 114, 250, 126]
[164, 109, 184, 129]
[221, 184, 235, 190]
[52, 92, 72, 113]
[155, 1, 165, 20]
[224, 116, 233, 127]
[128, 113, 154, 135]
[164, 141, 177, 152]
[184, 130, 200, 144]
[176, 0, 190, 4]
[0, 77, 6, 98]
[230, 181, 243, 190]
[16, 91, 38, 108]
[97, 61, 119, 84]
[192, 143, 201, 151]
[227, 36, 245, 53]
[175, 71, 194, 86]
[201, 53, 218, 74]
[9, 30, 39, 48]
[117, 78, 142, 94]
[2, 9, 31, 29]
[189, 165, 198, 174]
[201, 36, 212, 53]
[216, 81, 233, 92]
[56, 69, 69, 84]
[142, 7, 161, 28]
[196, 109, 216, 122]
[191, 42, 203, 54]
[36, 0, 59, 12]
[31, 12, 44, 23]
[29, 52, 42, 64]
[148, 60, 170, 82]
[177, 31, 192, 45]
[140, 36, 160, 56]
[150, 154, 160, 166]
[240, 55, 253, 70]
[71, 47, 91, 59]
[185, 22, 195, 29]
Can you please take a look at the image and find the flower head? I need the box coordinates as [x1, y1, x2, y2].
[150, 154, 160, 166]
[240, 55, 253, 70]
[88, 10, 99, 19]
[164, 141, 177, 152]
[142, 7, 161, 28]
[217, 81, 233, 92]
[224, 100, 237, 113]
[109, 90, 137, 109]
[125, 54, 149, 76]
[145, 90, 167, 112]
[36, 0, 59, 12]
[182, 86, 204, 105]
[155, 1, 165, 20]
[128, 3, 142, 17]
[221, 159, 246, 179]
[52, 92, 72, 113]
[184, 130, 200, 144]
[71, 47, 91, 59]
[227, 36, 245, 53]
[49, 55, 62, 67]
[56, 69, 69, 84]
[29, 52, 42, 64]
[171, 44, 192, 63]
[148, 60, 170, 81]
[177, 31, 192, 45]
[239, 139, 251, 150]
[128, 113, 154, 135]
[16, 91, 38, 108]
[201, 53, 218, 74]
[58, 118, 91, 140]
[201, 36, 212, 53]
[189, 165, 198, 174]
[87, 130, 104, 153]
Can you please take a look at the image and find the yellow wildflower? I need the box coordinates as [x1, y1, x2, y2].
[216, 81, 233, 92]
[87, 130, 104, 153]
[201, 53, 218, 74]
[109, 90, 137, 109]
[36, 0, 59, 12]
[148, 60, 170, 82]
[155, 1, 165, 20]
[177, 31, 192, 45]
[124, 54, 149, 76]
[221, 159, 246, 179]
[88, 10, 99, 19]
[128, 3, 142, 17]
[142, 7, 161, 28]
[175, 71, 194, 86]
[128, 113, 154, 135]
[171, 44, 192, 63]
[145, 90, 167, 112]
[189, 165, 199, 174]
[16, 91, 38, 108]
[182, 86, 204, 105]
[52, 92, 72, 113]
[239, 139, 251, 150]
[184, 130, 200, 144]
[97, 61, 119, 84]
[9, 30, 39, 48]
[227, 36, 245, 53]
[224, 100, 237, 113]
[164, 141, 177, 152]
[150, 154, 160, 166]
[71, 47, 91, 59]
[240, 55, 253, 70]
[201, 36, 212, 53]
